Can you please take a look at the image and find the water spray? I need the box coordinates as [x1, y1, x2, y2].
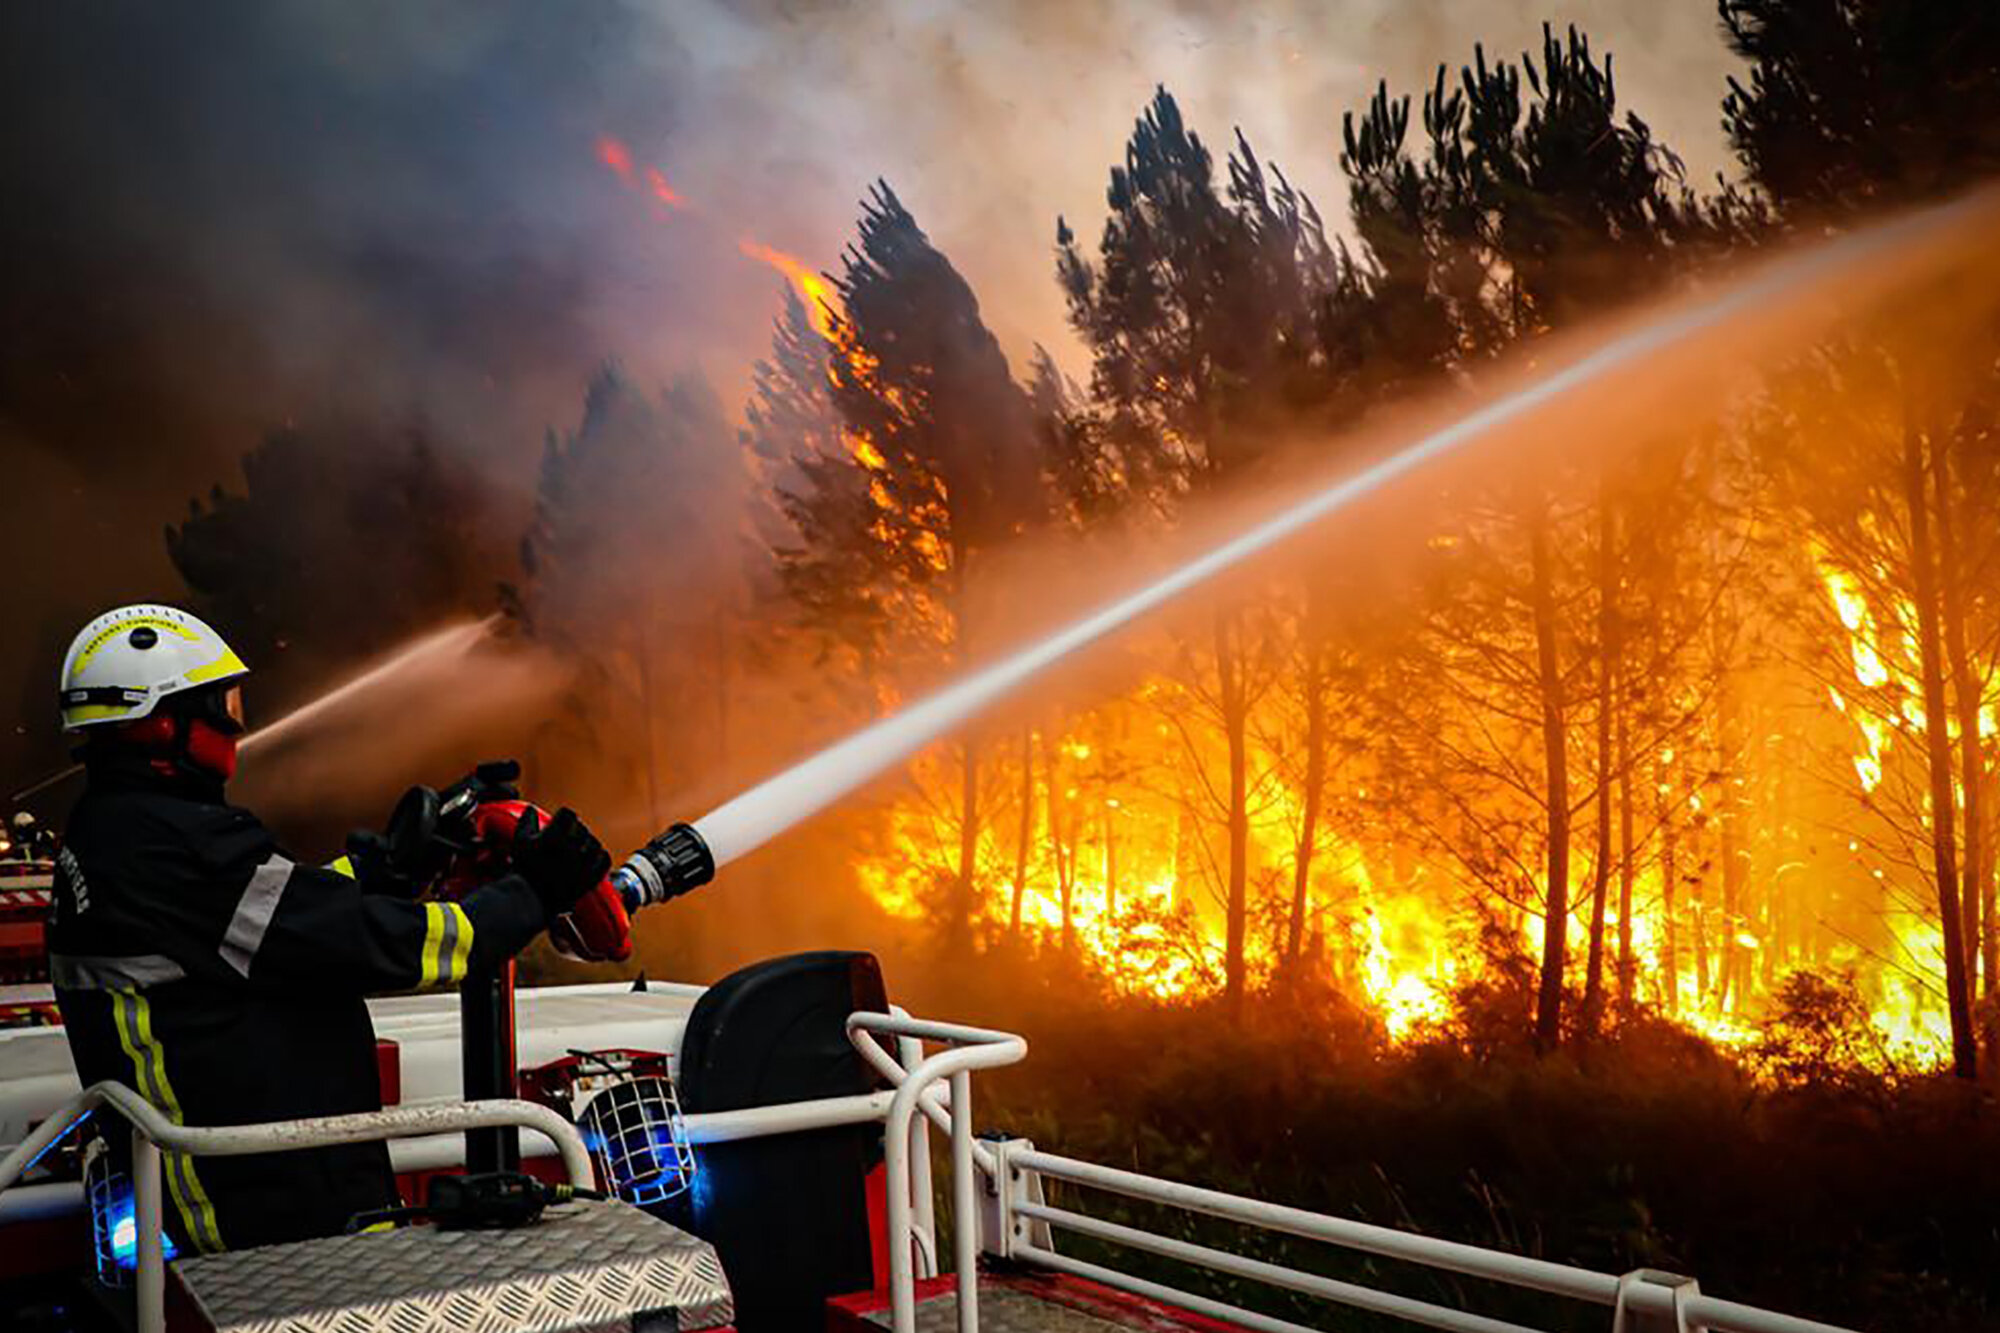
[9, 616, 503, 804]
[242, 615, 500, 753]
[614, 189, 1999, 905]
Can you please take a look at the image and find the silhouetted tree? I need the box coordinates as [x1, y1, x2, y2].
[1720, 0, 2000, 211]
[169, 422, 503, 711]
[1342, 28, 1709, 1049]
[776, 184, 1044, 947]
[514, 367, 745, 828]
[1060, 89, 1345, 1011]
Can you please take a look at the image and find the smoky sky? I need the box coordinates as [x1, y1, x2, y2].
[0, 0, 1743, 796]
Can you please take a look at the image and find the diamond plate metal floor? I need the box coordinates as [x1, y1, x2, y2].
[863, 1285, 1141, 1331]
[171, 1199, 733, 1333]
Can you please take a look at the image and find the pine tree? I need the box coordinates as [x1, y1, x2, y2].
[515, 367, 745, 828]
[775, 183, 1044, 947]
[169, 422, 503, 711]
[1723, 0, 2000, 1075]
[1341, 29, 1709, 1049]
[1059, 88, 1341, 1011]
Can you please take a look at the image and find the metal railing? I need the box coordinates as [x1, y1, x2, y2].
[0, 1081, 592, 1333]
[846, 1011, 1028, 1333]
[976, 1142, 1860, 1333]
[842, 1014, 1861, 1333]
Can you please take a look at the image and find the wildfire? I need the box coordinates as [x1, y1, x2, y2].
[644, 167, 685, 210]
[738, 239, 839, 340]
[596, 135, 635, 184]
[594, 134, 686, 212]
[1810, 549, 1959, 1067]
[858, 699, 1460, 1029]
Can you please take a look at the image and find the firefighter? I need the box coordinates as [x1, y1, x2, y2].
[3, 812, 29, 859]
[9, 811, 51, 859]
[46, 604, 611, 1251]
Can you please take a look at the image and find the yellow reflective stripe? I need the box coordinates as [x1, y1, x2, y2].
[66, 702, 138, 723]
[412, 902, 475, 989]
[359, 1219, 397, 1234]
[414, 902, 474, 990]
[183, 645, 247, 685]
[328, 854, 356, 880]
[110, 990, 225, 1253]
[71, 617, 198, 674]
[419, 903, 446, 988]
[445, 905, 473, 985]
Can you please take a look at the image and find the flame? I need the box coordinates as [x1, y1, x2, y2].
[644, 167, 686, 211]
[739, 239, 838, 340]
[595, 134, 688, 217]
[858, 700, 1460, 1024]
[1810, 545, 1959, 1067]
[596, 135, 635, 184]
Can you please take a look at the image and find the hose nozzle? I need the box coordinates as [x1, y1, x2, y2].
[613, 822, 715, 913]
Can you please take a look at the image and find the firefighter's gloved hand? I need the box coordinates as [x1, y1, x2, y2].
[512, 806, 610, 916]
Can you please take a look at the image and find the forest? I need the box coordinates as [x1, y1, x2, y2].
[150, 4, 2000, 1327]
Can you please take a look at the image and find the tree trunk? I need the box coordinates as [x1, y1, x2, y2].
[1011, 725, 1033, 935]
[954, 734, 981, 949]
[1103, 795, 1119, 914]
[1531, 517, 1571, 1051]
[1042, 729, 1074, 953]
[1583, 496, 1616, 1033]
[1218, 608, 1251, 1015]
[1717, 677, 1747, 1013]
[1616, 702, 1636, 1009]
[1660, 755, 1679, 1013]
[1718, 797, 1744, 1012]
[1904, 420, 1979, 1078]
[1582, 737, 1611, 1030]
[1987, 765, 1999, 1000]
[1692, 868, 1711, 1005]
[1933, 431, 1987, 998]
[1288, 645, 1329, 965]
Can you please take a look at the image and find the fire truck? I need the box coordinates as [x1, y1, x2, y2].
[0, 829, 1858, 1333]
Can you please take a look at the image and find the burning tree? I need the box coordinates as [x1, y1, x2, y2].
[1336, 28, 1713, 1048]
[1058, 90, 1345, 1012]
[1723, 0, 2000, 1076]
[771, 184, 1044, 948]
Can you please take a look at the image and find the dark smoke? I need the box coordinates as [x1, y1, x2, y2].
[0, 0, 1742, 795]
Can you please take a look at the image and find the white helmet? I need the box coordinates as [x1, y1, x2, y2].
[10, 812, 31, 830]
[59, 604, 248, 732]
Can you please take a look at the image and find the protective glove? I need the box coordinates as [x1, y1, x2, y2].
[510, 806, 611, 918]
[439, 760, 522, 812]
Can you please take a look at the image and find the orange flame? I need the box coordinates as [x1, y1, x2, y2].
[596, 135, 635, 185]
[644, 167, 686, 211]
[739, 239, 837, 340]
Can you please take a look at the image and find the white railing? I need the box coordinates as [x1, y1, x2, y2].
[0, 1081, 592, 1333]
[844, 1015, 1862, 1333]
[846, 1011, 1029, 1333]
[980, 1143, 1864, 1333]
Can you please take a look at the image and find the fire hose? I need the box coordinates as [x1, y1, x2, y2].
[363, 760, 715, 968]
[360, 761, 715, 1172]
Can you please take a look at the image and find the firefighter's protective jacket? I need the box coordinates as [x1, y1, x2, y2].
[48, 760, 547, 1252]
